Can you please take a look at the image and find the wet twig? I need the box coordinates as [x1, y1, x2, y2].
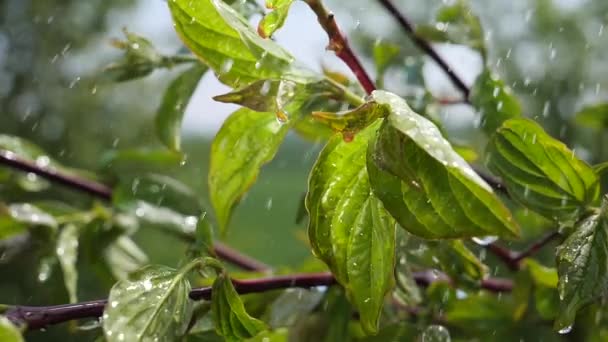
[305, 0, 376, 95]
[5, 270, 511, 330]
[376, 0, 471, 99]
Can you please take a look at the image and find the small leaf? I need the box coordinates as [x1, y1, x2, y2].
[103, 262, 198, 341]
[209, 108, 289, 233]
[306, 121, 395, 334]
[574, 103, 608, 129]
[56, 224, 79, 303]
[312, 102, 387, 140]
[212, 272, 267, 341]
[257, 0, 295, 38]
[470, 70, 522, 135]
[555, 203, 608, 332]
[156, 64, 207, 152]
[362, 90, 518, 239]
[268, 288, 324, 328]
[169, 0, 294, 88]
[486, 118, 599, 223]
[433, 0, 486, 59]
[104, 236, 149, 281]
[104, 29, 165, 82]
[0, 316, 24, 342]
[188, 213, 215, 259]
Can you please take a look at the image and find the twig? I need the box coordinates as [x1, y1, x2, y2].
[0, 150, 112, 201]
[0, 150, 268, 272]
[376, 0, 470, 99]
[304, 0, 376, 95]
[486, 232, 561, 271]
[5, 271, 511, 330]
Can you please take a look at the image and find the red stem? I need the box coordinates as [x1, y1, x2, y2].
[305, 0, 376, 95]
[6, 271, 511, 330]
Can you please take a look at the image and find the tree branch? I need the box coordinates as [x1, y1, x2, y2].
[486, 231, 561, 271]
[376, 0, 470, 99]
[305, 0, 376, 95]
[5, 271, 511, 330]
[0, 150, 268, 272]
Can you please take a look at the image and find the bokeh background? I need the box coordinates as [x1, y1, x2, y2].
[0, 0, 606, 340]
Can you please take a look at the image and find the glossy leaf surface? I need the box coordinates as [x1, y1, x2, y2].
[209, 108, 289, 233]
[306, 121, 395, 334]
[486, 118, 599, 223]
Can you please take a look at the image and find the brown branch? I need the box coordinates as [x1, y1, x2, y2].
[6, 271, 511, 330]
[486, 231, 561, 271]
[0, 150, 268, 272]
[305, 0, 376, 95]
[376, 0, 470, 99]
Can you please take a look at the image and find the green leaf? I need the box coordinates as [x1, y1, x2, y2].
[212, 272, 267, 341]
[555, 204, 608, 333]
[268, 288, 324, 328]
[486, 118, 599, 223]
[103, 236, 149, 281]
[322, 288, 352, 342]
[0, 316, 23, 342]
[188, 213, 215, 259]
[362, 90, 518, 239]
[104, 29, 165, 82]
[312, 101, 387, 141]
[103, 262, 199, 341]
[257, 0, 295, 38]
[306, 121, 395, 334]
[574, 103, 608, 129]
[168, 0, 294, 88]
[470, 70, 522, 135]
[156, 64, 207, 152]
[56, 224, 79, 303]
[209, 108, 289, 233]
[214, 77, 347, 122]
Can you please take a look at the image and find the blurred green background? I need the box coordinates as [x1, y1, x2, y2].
[0, 0, 606, 340]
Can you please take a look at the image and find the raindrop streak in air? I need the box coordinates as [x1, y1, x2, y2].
[558, 325, 573, 335]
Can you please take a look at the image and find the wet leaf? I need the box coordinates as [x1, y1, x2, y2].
[169, 0, 294, 88]
[364, 90, 518, 239]
[312, 101, 387, 139]
[56, 224, 79, 303]
[103, 262, 198, 341]
[258, 0, 295, 38]
[212, 272, 267, 341]
[268, 288, 324, 328]
[470, 70, 522, 135]
[209, 108, 289, 233]
[306, 120, 395, 335]
[323, 288, 351, 342]
[574, 103, 608, 129]
[188, 213, 215, 259]
[104, 29, 165, 82]
[555, 203, 608, 332]
[104, 236, 149, 281]
[486, 118, 599, 223]
[0, 316, 23, 342]
[156, 64, 207, 152]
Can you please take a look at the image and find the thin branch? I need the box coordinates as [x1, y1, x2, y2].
[0, 150, 267, 272]
[486, 231, 561, 271]
[376, 0, 470, 99]
[305, 0, 376, 95]
[0, 150, 112, 201]
[6, 271, 511, 330]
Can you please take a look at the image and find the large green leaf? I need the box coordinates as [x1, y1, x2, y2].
[0, 316, 23, 342]
[103, 262, 198, 341]
[211, 272, 267, 341]
[156, 64, 207, 152]
[486, 118, 599, 223]
[168, 0, 294, 88]
[471, 70, 522, 135]
[257, 0, 295, 38]
[56, 224, 79, 303]
[555, 204, 608, 333]
[359, 90, 518, 239]
[209, 108, 289, 233]
[306, 121, 395, 334]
